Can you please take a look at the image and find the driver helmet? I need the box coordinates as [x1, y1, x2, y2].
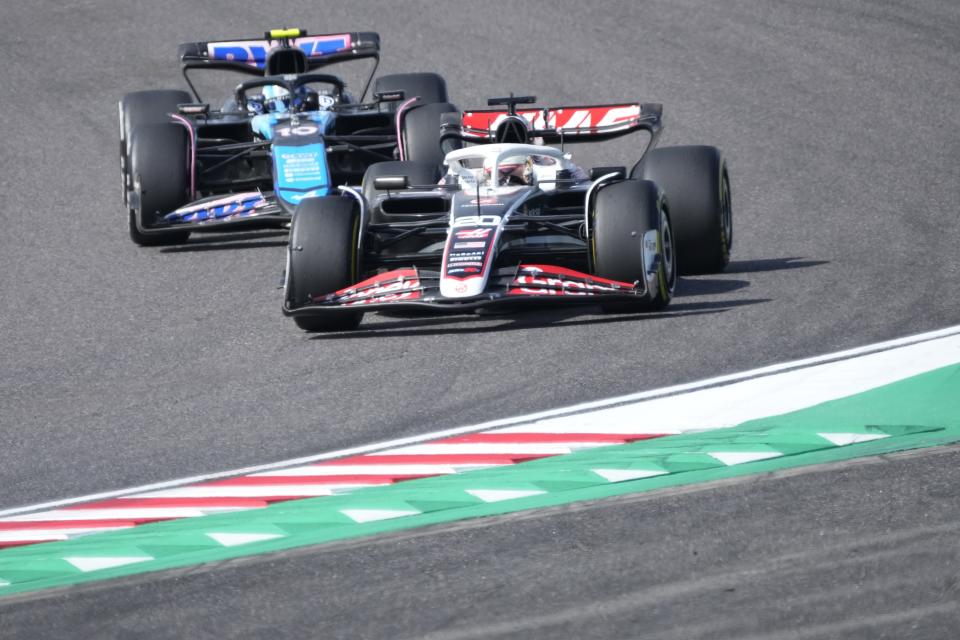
[254, 85, 322, 114]
[259, 85, 291, 113]
[491, 156, 538, 186]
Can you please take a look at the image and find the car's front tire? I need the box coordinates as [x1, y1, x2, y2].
[286, 197, 364, 332]
[591, 179, 676, 312]
[119, 90, 191, 210]
[128, 123, 191, 246]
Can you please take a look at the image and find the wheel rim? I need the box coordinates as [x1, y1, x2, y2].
[720, 168, 733, 249]
[661, 210, 677, 294]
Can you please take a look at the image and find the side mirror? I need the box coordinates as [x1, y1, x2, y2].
[373, 176, 409, 190]
[374, 90, 405, 103]
[589, 166, 626, 181]
[177, 103, 210, 115]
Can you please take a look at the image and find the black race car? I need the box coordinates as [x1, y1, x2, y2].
[283, 95, 733, 331]
[119, 28, 458, 245]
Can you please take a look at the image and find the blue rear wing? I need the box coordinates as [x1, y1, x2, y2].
[178, 31, 380, 74]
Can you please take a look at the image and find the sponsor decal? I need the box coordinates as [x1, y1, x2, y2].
[274, 123, 320, 138]
[278, 150, 324, 184]
[461, 104, 641, 137]
[455, 228, 492, 239]
[167, 193, 267, 223]
[443, 214, 502, 289]
[508, 265, 637, 297]
[208, 34, 352, 68]
[319, 270, 420, 306]
[453, 215, 501, 228]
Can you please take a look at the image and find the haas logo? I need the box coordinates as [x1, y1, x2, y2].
[455, 228, 492, 239]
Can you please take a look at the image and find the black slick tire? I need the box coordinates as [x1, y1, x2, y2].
[373, 72, 448, 107]
[400, 101, 460, 167]
[362, 161, 441, 223]
[592, 179, 676, 313]
[286, 197, 364, 332]
[119, 90, 191, 207]
[128, 123, 191, 246]
[635, 145, 732, 274]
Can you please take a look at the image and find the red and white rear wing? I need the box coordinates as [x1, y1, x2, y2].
[445, 102, 662, 144]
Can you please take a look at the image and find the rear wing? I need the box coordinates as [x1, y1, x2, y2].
[441, 100, 663, 146]
[178, 30, 380, 75]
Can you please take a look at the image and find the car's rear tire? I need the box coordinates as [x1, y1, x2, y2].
[119, 90, 191, 207]
[401, 101, 461, 167]
[362, 160, 442, 224]
[128, 123, 191, 246]
[286, 197, 364, 332]
[373, 72, 449, 107]
[592, 179, 676, 312]
[634, 145, 732, 274]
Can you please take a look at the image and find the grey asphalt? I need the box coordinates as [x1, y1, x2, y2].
[1, 0, 958, 637]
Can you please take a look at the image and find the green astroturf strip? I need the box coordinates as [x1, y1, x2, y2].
[1, 363, 958, 597]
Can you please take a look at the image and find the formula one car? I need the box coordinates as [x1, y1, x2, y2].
[283, 94, 733, 331]
[119, 28, 458, 245]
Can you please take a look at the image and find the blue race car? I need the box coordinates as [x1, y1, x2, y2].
[119, 28, 458, 245]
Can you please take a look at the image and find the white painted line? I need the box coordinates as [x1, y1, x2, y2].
[591, 468, 669, 482]
[63, 556, 153, 573]
[0, 532, 70, 543]
[128, 485, 342, 499]
[709, 451, 784, 466]
[0, 527, 132, 542]
[4, 508, 240, 522]
[465, 489, 547, 503]
[249, 464, 490, 477]
[492, 422, 679, 435]
[339, 508, 421, 523]
[381, 443, 597, 456]
[818, 433, 890, 446]
[206, 532, 284, 547]
[3, 323, 960, 518]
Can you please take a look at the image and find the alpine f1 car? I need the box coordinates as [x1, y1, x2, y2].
[283, 94, 733, 331]
[119, 28, 458, 245]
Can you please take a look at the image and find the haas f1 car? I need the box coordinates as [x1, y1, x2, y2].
[283, 95, 733, 331]
[119, 28, 458, 245]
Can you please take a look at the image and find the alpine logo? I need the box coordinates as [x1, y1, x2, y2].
[208, 34, 352, 67]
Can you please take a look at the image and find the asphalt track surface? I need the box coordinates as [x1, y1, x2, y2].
[1, 0, 958, 637]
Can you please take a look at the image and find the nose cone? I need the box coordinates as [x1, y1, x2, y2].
[440, 276, 486, 298]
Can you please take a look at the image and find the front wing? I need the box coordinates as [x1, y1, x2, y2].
[135, 191, 291, 235]
[284, 264, 650, 317]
